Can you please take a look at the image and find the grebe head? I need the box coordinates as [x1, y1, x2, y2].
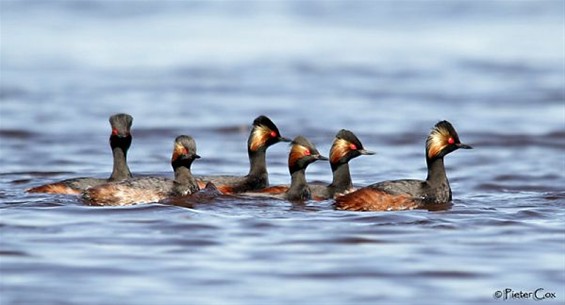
[109, 113, 133, 149]
[330, 129, 375, 165]
[109, 113, 133, 138]
[426, 120, 472, 160]
[248, 115, 290, 152]
[288, 136, 328, 173]
[172, 135, 201, 168]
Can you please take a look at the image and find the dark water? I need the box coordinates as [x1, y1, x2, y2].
[1, 1, 564, 304]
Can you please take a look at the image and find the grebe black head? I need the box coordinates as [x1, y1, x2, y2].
[426, 120, 472, 161]
[171, 135, 201, 169]
[288, 136, 328, 173]
[248, 115, 291, 152]
[330, 129, 375, 166]
[109, 113, 133, 151]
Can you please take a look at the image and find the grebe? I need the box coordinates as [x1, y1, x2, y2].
[196, 115, 290, 194]
[310, 129, 375, 199]
[256, 129, 375, 200]
[82, 135, 200, 206]
[243, 136, 328, 202]
[335, 120, 472, 211]
[27, 113, 133, 194]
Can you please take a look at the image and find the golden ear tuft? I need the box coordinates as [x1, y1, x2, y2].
[330, 138, 351, 164]
[172, 143, 186, 161]
[250, 124, 272, 151]
[289, 144, 310, 168]
[426, 124, 452, 159]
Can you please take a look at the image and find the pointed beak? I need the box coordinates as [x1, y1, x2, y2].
[457, 143, 473, 149]
[358, 149, 376, 155]
[279, 136, 291, 143]
[315, 154, 329, 161]
[194, 154, 201, 159]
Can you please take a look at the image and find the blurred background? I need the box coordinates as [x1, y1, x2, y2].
[1, 1, 564, 305]
[2, 0, 563, 179]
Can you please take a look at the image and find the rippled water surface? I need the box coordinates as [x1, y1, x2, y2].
[1, 1, 564, 304]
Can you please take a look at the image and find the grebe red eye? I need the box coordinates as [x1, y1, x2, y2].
[349, 143, 357, 150]
[182, 148, 189, 155]
[448, 137, 455, 145]
[304, 149, 311, 156]
[270, 131, 277, 138]
[112, 129, 119, 136]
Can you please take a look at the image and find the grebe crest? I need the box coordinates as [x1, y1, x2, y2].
[330, 129, 373, 164]
[288, 136, 326, 172]
[426, 120, 467, 159]
[109, 113, 133, 137]
[172, 135, 200, 163]
[249, 115, 286, 151]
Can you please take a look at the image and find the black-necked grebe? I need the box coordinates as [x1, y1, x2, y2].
[82, 135, 200, 206]
[196, 115, 290, 194]
[335, 121, 472, 211]
[244, 136, 328, 202]
[310, 129, 375, 199]
[27, 113, 133, 194]
[256, 129, 375, 200]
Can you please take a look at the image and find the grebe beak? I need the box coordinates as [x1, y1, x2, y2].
[194, 154, 201, 159]
[315, 154, 329, 161]
[279, 136, 291, 142]
[358, 149, 376, 155]
[457, 143, 472, 149]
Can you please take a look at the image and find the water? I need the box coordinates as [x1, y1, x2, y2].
[1, 1, 564, 304]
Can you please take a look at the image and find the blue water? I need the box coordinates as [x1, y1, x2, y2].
[1, 1, 564, 304]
